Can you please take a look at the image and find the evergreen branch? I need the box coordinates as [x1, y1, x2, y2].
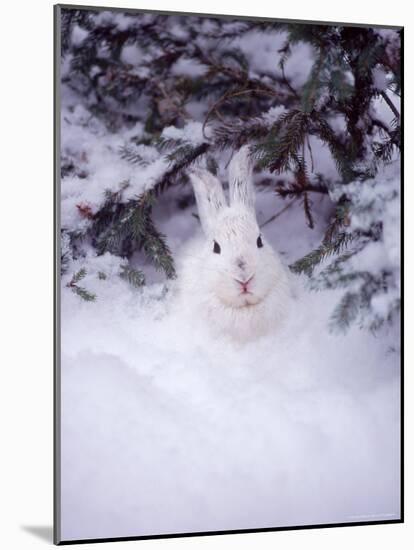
[213, 117, 272, 149]
[290, 232, 355, 276]
[311, 114, 356, 182]
[301, 53, 324, 113]
[71, 268, 86, 284]
[278, 43, 300, 100]
[152, 142, 210, 196]
[72, 286, 97, 302]
[260, 199, 296, 228]
[120, 265, 146, 288]
[202, 87, 279, 137]
[119, 145, 150, 166]
[66, 269, 96, 301]
[309, 251, 363, 291]
[329, 291, 360, 332]
[275, 182, 328, 197]
[380, 90, 400, 119]
[254, 110, 311, 173]
[303, 191, 314, 229]
[142, 217, 176, 279]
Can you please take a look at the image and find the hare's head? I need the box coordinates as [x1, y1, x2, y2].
[188, 146, 284, 310]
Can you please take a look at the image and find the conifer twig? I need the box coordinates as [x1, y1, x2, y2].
[260, 199, 296, 228]
[380, 90, 400, 119]
[202, 87, 279, 138]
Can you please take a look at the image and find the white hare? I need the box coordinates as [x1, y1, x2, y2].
[177, 145, 291, 342]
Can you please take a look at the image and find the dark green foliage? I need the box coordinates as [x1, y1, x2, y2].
[120, 265, 146, 288]
[72, 286, 97, 302]
[329, 270, 398, 333]
[152, 142, 210, 197]
[213, 117, 271, 150]
[90, 191, 176, 279]
[290, 232, 356, 277]
[66, 269, 96, 302]
[329, 291, 361, 332]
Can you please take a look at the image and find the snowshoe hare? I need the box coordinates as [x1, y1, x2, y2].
[178, 145, 291, 342]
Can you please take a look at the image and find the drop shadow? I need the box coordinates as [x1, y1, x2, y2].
[21, 525, 54, 543]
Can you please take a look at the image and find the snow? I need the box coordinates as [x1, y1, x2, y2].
[61, 273, 400, 540]
[235, 31, 286, 76]
[120, 44, 143, 66]
[161, 121, 206, 146]
[376, 29, 401, 67]
[171, 57, 208, 77]
[372, 67, 389, 92]
[233, 29, 314, 86]
[306, 135, 340, 181]
[60, 100, 169, 224]
[262, 105, 287, 123]
[94, 10, 136, 31]
[283, 42, 315, 87]
[71, 24, 89, 47]
[371, 94, 401, 128]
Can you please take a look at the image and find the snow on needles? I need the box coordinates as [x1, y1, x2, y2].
[61, 106, 167, 230]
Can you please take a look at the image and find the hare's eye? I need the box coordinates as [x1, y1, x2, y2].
[257, 235, 264, 248]
[213, 240, 221, 254]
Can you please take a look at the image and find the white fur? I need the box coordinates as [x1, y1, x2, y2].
[177, 146, 291, 342]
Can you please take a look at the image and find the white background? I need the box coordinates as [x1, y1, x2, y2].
[0, 0, 409, 548]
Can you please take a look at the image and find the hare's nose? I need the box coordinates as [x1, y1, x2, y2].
[235, 275, 254, 293]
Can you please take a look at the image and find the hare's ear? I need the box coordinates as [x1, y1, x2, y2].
[228, 145, 255, 212]
[189, 169, 227, 235]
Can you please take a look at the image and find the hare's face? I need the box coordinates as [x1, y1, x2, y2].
[189, 146, 283, 310]
[205, 208, 279, 308]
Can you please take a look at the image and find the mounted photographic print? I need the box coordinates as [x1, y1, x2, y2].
[54, 4, 403, 545]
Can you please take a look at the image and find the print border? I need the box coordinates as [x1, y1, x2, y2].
[53, 4, 404, 544]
